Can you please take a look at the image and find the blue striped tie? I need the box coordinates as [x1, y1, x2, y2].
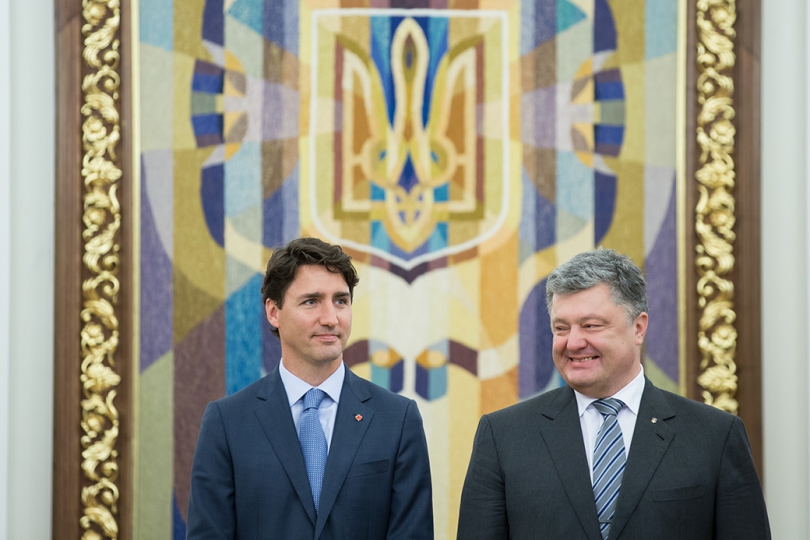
[592, 398, 626, 540]
[299, 388, 328, 513]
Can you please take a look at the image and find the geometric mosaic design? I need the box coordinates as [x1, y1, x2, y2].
[136, 0, 680, 538]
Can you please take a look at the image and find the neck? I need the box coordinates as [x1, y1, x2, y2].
[283, 357, 342, 387]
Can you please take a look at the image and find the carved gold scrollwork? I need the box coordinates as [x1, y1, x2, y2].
[695, 0, 738, 414]
[80, 0, 122, 538]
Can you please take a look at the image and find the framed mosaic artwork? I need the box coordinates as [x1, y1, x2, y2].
[53, 0, 763, 538]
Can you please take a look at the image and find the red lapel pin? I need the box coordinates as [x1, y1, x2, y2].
[355, 414, 363, 422]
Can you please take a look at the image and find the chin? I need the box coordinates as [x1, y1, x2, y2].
[317, 351, 344, 364]
[565, 374, 596, 390]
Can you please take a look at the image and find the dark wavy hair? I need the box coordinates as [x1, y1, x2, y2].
[261, 237, 359, 336]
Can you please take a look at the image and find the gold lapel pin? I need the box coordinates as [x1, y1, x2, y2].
[651, 417, 658, 424]
[355, 414, 363, 422]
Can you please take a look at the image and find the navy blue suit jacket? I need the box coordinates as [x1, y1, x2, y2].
[186, 365, 434, 540]
[457, 378, 771, 540]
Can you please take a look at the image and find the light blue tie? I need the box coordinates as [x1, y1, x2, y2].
[592, 398, 626, 540]
[299, 388, 328, 513]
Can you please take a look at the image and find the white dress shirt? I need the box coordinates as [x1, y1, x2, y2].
[574, 366, 645, 483]
[279, 360, 345, 452]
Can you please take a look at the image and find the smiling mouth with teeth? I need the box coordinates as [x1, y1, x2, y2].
[571, 356, 598, 362]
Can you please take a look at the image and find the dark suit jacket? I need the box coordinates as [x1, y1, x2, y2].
[457, 378, 770, 540]
[186, 365, 434, 540]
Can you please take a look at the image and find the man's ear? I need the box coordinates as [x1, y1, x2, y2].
[634, 312, 649, 345]
[265, 299, 280, 329]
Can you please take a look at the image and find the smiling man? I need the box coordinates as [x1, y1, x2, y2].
[186, 237, 433, 540]
[457, 249, 770, 540]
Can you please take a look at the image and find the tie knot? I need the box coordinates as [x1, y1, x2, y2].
[592, 398, 624, 417]
[303, 388, 326, 411]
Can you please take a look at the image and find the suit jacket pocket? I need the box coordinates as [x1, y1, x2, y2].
[652, 483, 707, 501]
[347, 459, 389, 478]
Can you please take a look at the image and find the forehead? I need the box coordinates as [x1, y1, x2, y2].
[287, 264, 349, 294]
[550, 284, 618, 317]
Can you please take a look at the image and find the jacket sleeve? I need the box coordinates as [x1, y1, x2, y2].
[186, 401, 236, 540]
[387, 399, 434, 540]
[457, 415, 509, 540]
[715, 416, 771, 540]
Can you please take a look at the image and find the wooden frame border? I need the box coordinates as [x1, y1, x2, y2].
[683, 0, 763, 468]
[54, 0, 133, 538]
[52, 0, 763, 537]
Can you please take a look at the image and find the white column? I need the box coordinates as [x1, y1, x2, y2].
[0, 0, 11, 536]
[806, 1, 810, 535]
[8, 0, 55, 537]
[762, 0, 810, 537]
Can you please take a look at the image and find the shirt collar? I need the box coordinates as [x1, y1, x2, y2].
[279, 359, 345, 407]
[574, 364, 645, 417]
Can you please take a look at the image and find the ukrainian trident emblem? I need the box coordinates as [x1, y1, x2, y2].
[307, 12, 511, 271]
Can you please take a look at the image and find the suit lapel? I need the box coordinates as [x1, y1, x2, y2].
[608, 378, 675, 540]
[253, 368, 318, 526]
[540, 387, 603, 540]
[315, 369, 373, 539]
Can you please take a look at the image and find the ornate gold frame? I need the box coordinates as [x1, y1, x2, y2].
[694, 0, 739, 415]
[53, 0, 762, 538]
[78, 1, 123, 538]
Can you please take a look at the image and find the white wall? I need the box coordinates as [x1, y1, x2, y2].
[761, 0, 810, 537]
[6, 0, 55, 537]
[0, 0, 12, 537]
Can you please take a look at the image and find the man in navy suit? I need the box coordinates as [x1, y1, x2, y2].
[457, 249, 770, 540]
[187, 237, 433, 539]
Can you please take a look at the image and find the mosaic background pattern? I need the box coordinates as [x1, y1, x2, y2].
[136, 0, 680, 538]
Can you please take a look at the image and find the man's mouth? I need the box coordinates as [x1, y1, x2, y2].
[570, 356, 598, 363]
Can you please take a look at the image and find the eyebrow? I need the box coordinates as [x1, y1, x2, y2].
[552, 314, 609, 324]
[296, 291, 350, 301]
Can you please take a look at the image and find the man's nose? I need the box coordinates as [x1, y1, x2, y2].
[319, 303, 339, 326]
[566, 326, 587, 349]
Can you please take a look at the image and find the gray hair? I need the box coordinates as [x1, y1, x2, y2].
[545, 249, 648, 322]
